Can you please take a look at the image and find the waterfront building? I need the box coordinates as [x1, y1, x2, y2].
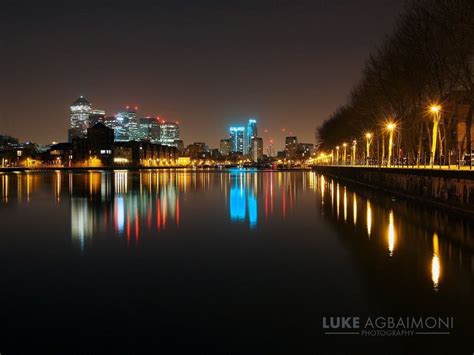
[87, 123, 114, 165]
[250, 137, 263, 162]
[220, 138, 232, 156]
[186, 142, 208, 159]
[69, 96, 92, 142]
[230, 126, 245, 154]
[246, 119, 257, 155]
[285, 136, 298, 159]
[113, 141, 177, 166]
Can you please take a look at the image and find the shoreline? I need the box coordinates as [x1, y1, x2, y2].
[0, 166, 313, 173]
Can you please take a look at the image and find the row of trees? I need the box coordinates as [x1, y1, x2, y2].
[317, 0, 474, 165]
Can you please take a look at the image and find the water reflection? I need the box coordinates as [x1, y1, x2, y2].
[432, 233, 441, 291]
[366, 200, 372, 238]
[1, 170, 473, 293]
[388, 210, 396, 257]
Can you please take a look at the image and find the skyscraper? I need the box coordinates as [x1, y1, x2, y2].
[229, 126, 245, 154]
[159, 122, 180, 146]
[139, 117, 161, 143]
[114, 106, 137, 142]
[246, 119, 257, 155]
[88, 109, 106, 127]
[250, 137, 263, 162]
[69, 96, 92, 142]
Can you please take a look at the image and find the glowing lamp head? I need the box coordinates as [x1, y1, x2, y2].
[430, 105, 441, 114]
[365, 133, 372, 139]
[336, 146, 340, 150]
[343, 143, 347, 148]
[386, 122, 396, 131]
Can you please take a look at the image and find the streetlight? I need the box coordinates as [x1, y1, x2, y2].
[342, 143, 347, 165]
[386, 122, 396, 167]
[352, 140, 357, 165]
[365, 133, 373, 166]
[429, 105, 441, 167]
[336, 146, 340, 165]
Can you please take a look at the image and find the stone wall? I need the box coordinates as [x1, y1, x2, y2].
[313, 166, 474, 213]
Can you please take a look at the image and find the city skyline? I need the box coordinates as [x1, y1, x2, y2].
[1, 0, 403, 149]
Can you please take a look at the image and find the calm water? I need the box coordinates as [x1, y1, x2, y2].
[1, 170, 473, 354]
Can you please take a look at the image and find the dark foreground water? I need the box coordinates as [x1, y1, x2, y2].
[0, 170, 473, 354]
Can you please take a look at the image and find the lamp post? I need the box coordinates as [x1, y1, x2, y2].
[429, 105, 441, 168]
[352, 140, 357, 165]
[386, 122, 396, 168]
[336, 146, 340, 165]
[342, 143, 347, 165]
[365, 133, 372, 166]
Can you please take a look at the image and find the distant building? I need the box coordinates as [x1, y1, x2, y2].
[0, 135, 19, 148]
[297, 143, 314, 158]
[209, 148, 220, 159]
[230, 126, 245, 154]
[173, 139, 184, 153]
[160, 122, 180, 146]
[285, 136, 298, 159]
[220, 138, 232, 156]
[250, 137, 263, 162]
[186, 142, 207, 159]
[246, 119, 257, 155]
[114, 107, 137, 142]
[139, 117, 161, 142]
[89, 109, 106, 127]
[69, 96, 92, 142]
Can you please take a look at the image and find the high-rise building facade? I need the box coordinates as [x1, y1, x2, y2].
[69, 96, 92, 142]
[246, 119, 257, 155]
[250, 137, 263, 162]
[159, 122, 180, 146]
[285, 136, 298, 158]
[230, 126, 245, 154]
[89, 109, 106, 127]
[114, 107, 137, 142]
[139, 117, 161, 143]
[220, 138, 232, 156]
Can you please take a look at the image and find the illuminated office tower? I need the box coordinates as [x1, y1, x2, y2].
[250, 137, 263, 162]
[159, 122, 180, 146]
[89, 109, 106, 127]
[230, 126, 245, 154]
[69, 96, 92, 141]
[114, 106, 137, 141]
[139, 117, 161, 143]
[246, 119, 257, 155]
[220, 138, 232, 156]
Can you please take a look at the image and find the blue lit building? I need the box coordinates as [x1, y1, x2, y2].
[229, 126, 245, 154]
[246, 119, 257, 155]
[229, 171, 257, 228]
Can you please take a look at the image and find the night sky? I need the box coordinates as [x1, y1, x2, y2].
[1, 0, 402, 150]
